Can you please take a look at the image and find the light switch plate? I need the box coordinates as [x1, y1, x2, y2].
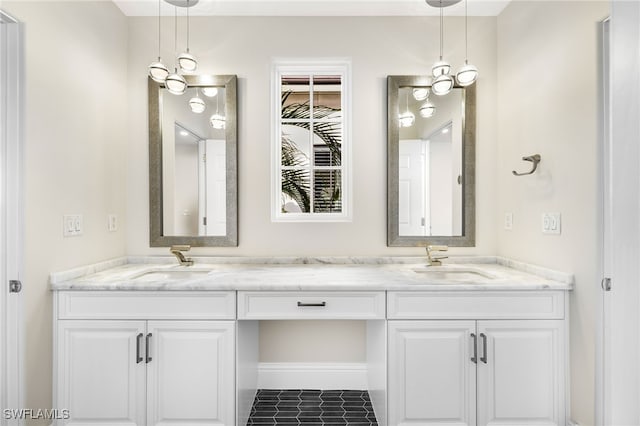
[63, 214, 83, 237]
[504, 212, 513, 230]
[542, 212, 561, 235]
[107, 214, 118, 232]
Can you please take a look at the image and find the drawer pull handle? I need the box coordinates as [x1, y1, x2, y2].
[480, 333, 488, 364]
[297, 301, 326, 307]
[146, 333, 152, 363]
[470, 333, 477, 364]
[136, 333, 143, 364]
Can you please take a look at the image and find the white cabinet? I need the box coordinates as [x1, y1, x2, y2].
[56, 320, 146, 426]
[54, 292, 236, 426]
[146, 321, 235, 426]
[388, 319, 565, 426]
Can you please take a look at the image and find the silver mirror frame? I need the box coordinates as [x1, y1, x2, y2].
[149, 74, 238, 247]
[387, 75, 476, 247]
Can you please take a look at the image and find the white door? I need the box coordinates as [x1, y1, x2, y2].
[198, 139, 226, 236]
[0, 10, 23, 425]
[388, 320, 476, 426]
[146, 321, 235, 426]
[603, 4, 640, 424]
[398, 140, 427, 236]
[477, 320, 564, 426]
[56, 320, 146, 426]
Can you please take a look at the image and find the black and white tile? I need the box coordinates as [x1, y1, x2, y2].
[247, 389, 378, 426]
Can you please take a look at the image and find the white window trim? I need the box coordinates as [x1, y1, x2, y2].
[270, 58, 352, 222]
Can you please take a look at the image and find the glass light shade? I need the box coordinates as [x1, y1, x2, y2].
[201, 87, 218, 97]
[456, 62, 479, 86]
[210, 113, 226, 129]
[419, 102, 436, 118]
[189, 96, 206, 113]
[398, 111, 415, 128]
[148, 60, 169, 83]
[431, 73, 454, 96]
[432, 60, 451, 78]
[166, 72, 187, 95]
[178, 51, 198, 73]
[412, 88, 429, 101]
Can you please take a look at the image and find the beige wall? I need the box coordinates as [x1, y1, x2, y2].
[496, 2, 609, 425]
[1, 1, 129, 422]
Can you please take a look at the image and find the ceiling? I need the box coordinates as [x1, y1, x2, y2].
[113, 0, 512, 17]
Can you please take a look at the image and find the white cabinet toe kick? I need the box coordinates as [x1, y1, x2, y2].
[52, 289, 568, 426]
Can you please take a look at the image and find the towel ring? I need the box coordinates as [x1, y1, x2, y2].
[512, 154, 541, 176]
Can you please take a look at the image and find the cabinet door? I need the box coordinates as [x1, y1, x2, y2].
[388, 321, 477, 426]
[477, 320, 565, 426]
[56, 320, 146, 426]
[146, 321, 235, 426]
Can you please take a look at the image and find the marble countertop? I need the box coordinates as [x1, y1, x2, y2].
[49, 256, 574, 292]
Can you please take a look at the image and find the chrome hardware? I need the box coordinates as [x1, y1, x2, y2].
[145, 333, 153, 363]
[470, 333, 477, 364]
[480, 333, 487, 364]
[170, 245, 193, 266]
[297, 301, 326, 307]
[601, 277, 612, 292]
[512, 154, 541, 176]
[9, 280, 22, 293]
[426, 245, 449, 266]
[136, 333, 143, 364]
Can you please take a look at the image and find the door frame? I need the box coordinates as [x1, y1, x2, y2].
[0, 9, 25, 424]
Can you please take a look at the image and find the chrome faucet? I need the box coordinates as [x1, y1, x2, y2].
[170, 245, 194, 266]
[426, 245, 448, 266]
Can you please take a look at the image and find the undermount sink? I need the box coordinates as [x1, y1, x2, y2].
[411, 267, 498, 283]
[133, 270, 212, 281]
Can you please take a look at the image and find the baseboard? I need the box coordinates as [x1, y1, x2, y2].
[257, 362, 367, 390]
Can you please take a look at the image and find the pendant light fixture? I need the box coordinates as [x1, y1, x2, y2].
[165, 6, 187, 95]
[210, 92, 226, 129]
[148, 0, 169, 83]
[419, 90, 436, 118]
[177, 0, 198, 73]
[189, 89, 206, 113]
[455, 0, 478, 86]
[398, 90, 415, 128]
[201, 87, 218, 97]
[431, 0, 454, 96]
[413, 88, 429, 101]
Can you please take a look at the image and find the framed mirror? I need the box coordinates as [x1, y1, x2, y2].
[149, 74, 237, 247]
[387, 75, 475, 247]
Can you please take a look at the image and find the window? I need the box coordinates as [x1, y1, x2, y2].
[272, 60, 351, 221]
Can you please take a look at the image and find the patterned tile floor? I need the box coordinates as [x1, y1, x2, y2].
[247, 389, 378, 426]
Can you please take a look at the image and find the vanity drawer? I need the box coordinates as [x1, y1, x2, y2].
[237, 291, 386, 320]
[387, 291, 565, 320]
[57, 291, 236, 320]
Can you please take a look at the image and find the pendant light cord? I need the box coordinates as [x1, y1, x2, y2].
[439, 0, 443, 60]
[174, 6, 178, 70]
[186, 0, 190, 52]
[157, 0, 162, 60]
[464, 0, 468, 62]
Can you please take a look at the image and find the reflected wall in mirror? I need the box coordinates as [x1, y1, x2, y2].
[149, 75, 237, 247]
[387, 75, 475, 247]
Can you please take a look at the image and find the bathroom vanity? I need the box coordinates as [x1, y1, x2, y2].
[50, 257, 572, 426]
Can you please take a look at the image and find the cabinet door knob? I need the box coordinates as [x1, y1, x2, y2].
[470, 333, 477, 364]
[480, 333, 488, 364]
[146, 333, 153, 363]
[136, 333, 143, 364]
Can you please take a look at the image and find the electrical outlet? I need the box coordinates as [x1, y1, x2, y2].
[504, 212, 513, 230]
[542, 212, 561, 235]
[63, 214, 83, 237]
[107, 214, 118, 232]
